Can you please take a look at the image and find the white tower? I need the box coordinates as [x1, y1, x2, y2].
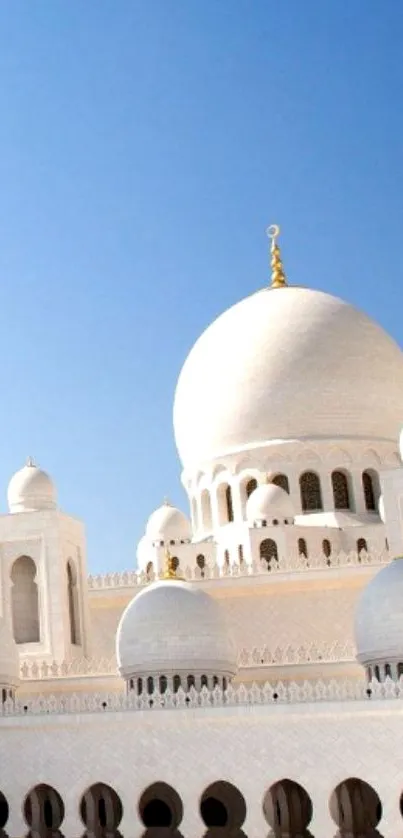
[0, 459, 91, 663]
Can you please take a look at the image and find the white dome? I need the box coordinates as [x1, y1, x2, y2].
[246, 483, 294, 523]
[145, 502, 191, 543]
[174, 286, 403, 470]
[0, 620, 19, 688]
[8, 459, 56, 514]
[116, 579, 237, 680]
[354, 559, 403, 666]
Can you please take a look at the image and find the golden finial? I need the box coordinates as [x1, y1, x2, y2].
[266, 224, 287, 289]
[163, 548, 182, 581]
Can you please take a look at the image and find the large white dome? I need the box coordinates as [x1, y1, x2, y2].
[354, 559, 403, 666]
[116, 579, 237, 681]
[173, 286, 403, 470]
[8, 459, 56, 514]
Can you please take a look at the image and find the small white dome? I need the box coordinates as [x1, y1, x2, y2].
[145, 501, 191, 543]
[355, 559, 403, 666]
[8, 459, 56, 514]
[0, 620, 19, 688]
[246, 483, 294, 523]
[116, 579, 237, 681]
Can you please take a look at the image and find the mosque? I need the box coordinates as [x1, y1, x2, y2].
[1, 226, 403, 837]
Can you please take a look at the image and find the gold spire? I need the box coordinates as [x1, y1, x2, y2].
[266, 224, 287, 289]
[163, 547, 183, 581]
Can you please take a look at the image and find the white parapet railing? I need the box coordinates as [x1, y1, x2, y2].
[3, 676, 403, 717]
[19, 640, 356, 681]
[86, 548, 390, 591]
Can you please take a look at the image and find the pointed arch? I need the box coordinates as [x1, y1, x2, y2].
[11, 556, 40, 644]
[67, 560, 81, 646]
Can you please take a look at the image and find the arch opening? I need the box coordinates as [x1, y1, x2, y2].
[260, 539, 278, 567]
[329, 778, 382, 836]
[24, 784, 64, 836]
[67, 560, 81, 646]
[200, 781, 246, 831]
[80, 783, 123, 836]
[263, 779, 313, 837]
[11, 555, 40, 644]
[139, 783, 183, 830]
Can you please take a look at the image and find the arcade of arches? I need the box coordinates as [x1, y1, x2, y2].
[1, 777, 395, 837]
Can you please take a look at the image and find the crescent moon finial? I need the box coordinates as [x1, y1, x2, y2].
[265, 223, 287, 289]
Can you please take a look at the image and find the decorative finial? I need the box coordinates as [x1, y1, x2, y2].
[163, 496, 171, 506]
[26, 456, 35, 468]
[266, 224, 287, 289]
[163, 548, 182, 581]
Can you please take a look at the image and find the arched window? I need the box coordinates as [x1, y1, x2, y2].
[322, 539, 332, 559]
[171, 556, 179, 572]
[173, 674, 181, 693]
[137, 677, 143, 695]
[332, 470, 351, 510]
[159, 675, 167, 694]
[200, 489, 212, 531]
[385, 663, 391, 678]
[398, 663, 403, 679]
[362, 470, 379, 512]
[357, 537, 368, 556]
[11, 556, 40, 644]
[187, 674, 195, 690]
[147, 676, 154, 695]
[225, 485, 234, 522]
[298, 538, 308, 558]
[299, 472, 323, 512]
[67, 560, 81, 646]
[238, 544, 244, 565]
[374, 665, 380, 681]
[260, 539, 278, 566]
[272, 474, 290, 494]
[223, 549, 230, 567]
[246, 478, 257, 498]
[80, 783, 123, 837]
[146, 561, 154, 580]
[196, 554, 206, 578]
[201, 674, 208, 688]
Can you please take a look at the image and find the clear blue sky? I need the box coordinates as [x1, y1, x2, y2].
[0, 1, 402, 573]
